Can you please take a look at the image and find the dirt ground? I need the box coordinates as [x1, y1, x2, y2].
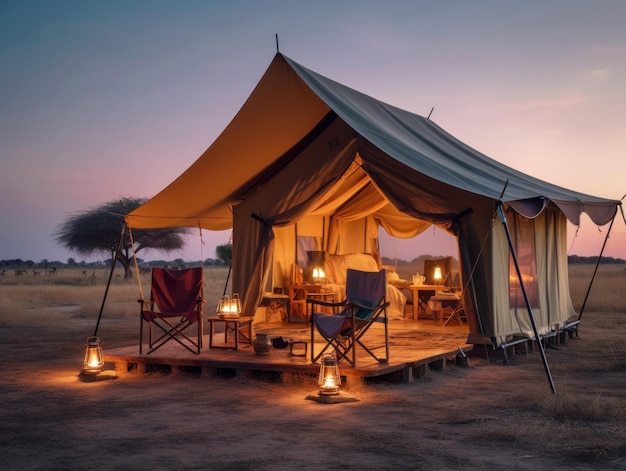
[1, 313, 625, 470]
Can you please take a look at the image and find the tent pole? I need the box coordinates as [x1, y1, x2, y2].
[93, 223, 126, 337]
[457, 216, 491, 360]
[223, 264, 231, 297]
[222, 230, 234, 296]
[496, 202, 556, 395]
[577, 214, 616, 323]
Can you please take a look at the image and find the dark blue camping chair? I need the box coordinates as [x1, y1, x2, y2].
[310, 269, 389, 366]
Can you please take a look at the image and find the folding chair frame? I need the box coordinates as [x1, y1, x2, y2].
[310, 300, 390, 366]
[139, 267, 204, 355]
[140, 300, 203, 355]
[309, 269, 390, 366]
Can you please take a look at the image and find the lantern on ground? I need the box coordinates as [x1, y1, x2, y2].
[82, 336, 104, 374]
[318, 353, 341, 395]
[217, 294, 241, 318]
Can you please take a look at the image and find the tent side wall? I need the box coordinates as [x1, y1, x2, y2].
[489, 208, 576, 345]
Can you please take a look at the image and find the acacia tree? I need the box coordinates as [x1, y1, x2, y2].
[215, 243, 232, 266]
[54, 197, 192, 278]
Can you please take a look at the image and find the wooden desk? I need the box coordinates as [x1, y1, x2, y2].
[408, 285, 446, 319]
[206, 317, 253, 350]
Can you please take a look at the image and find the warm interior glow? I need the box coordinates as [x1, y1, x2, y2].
[433, 267, 442, 283]
[217, 294, 241, 318]
[86, 348, 102, 368]
[312, 267, 325, 282]
[322, 373, 338, 389]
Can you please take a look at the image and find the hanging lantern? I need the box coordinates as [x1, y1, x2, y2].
[318, 353, 341, 395]
[82, 336, 104, 374]
[433, 266, 443, 284]
[217, 294, 241, 319]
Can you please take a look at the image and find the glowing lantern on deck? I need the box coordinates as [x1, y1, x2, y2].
[217, 294, 241, 318]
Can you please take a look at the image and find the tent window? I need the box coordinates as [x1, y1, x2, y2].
[508, 214, 539, 309]
[296, 236, 324, 283]
[296, 236, 321, 267]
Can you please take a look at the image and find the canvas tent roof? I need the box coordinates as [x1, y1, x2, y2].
[126, 54, 619, 231]
[126, 53, 622, 345]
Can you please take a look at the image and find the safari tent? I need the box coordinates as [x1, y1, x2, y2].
[126, 53, 620, 347]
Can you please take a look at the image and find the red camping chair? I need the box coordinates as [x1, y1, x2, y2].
[139, 267, 204, 355]
[310, 269, 390, 366]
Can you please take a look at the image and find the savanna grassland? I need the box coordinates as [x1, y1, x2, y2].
[0, 264, 624, 470]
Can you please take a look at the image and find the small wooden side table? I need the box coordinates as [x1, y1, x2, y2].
[206, 317, 253, 350]
[408, 285, 447, 319]
[289, 283, 322, 323]
[427, 294, 462, 325]
[305, 291, 336, 320]
[259, 292, 290, 323]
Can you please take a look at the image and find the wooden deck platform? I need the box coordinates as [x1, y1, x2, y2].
[105, 319, 472, 385]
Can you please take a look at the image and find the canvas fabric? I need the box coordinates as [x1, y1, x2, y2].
[142, 267, 203, 323]
[126, 54, 619, 346]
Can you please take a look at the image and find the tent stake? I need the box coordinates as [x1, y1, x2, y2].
[496, 202, 556, 395]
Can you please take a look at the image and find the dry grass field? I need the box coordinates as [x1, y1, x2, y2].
[0, 264, 624, 469]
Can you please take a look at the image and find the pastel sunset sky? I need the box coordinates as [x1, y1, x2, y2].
[1, 1, 624, 264]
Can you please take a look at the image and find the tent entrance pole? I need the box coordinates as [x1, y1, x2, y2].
[578, 195, 624, 325]
[496, 202, 556, 395]
[94, 223, 126, 337]
[222, 231, 234, 296]
[577, 214, 616, 324]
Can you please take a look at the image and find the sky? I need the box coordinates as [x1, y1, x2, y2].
[1, 0, 625, 264]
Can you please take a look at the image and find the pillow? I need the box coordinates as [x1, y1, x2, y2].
[327, 253, 378, 286]
[344, 253, 379, 272]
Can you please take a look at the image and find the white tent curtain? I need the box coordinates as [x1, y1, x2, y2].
[490, 208, 575, 344]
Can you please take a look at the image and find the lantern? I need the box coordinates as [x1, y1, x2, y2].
[217, 294, 241, 318]
[82, 336, 104, 374]
[312, 267, 325, 284]
[433, 266, 442, 284]
[318, 353, 341, 395]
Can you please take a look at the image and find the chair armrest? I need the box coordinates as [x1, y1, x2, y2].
[138, 298, 153, 310]
[306, 298, 345, 308]
[347, 300, 390, 310]
[347, 300, 390, 323]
